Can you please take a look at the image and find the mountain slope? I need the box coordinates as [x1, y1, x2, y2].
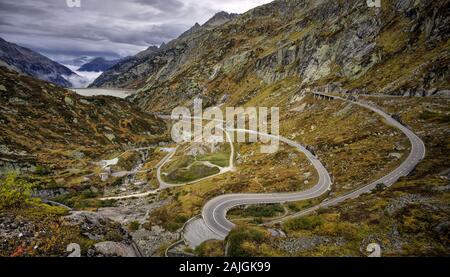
[92, 0, 449, 112]
[0, 37, 78, 87]
[78, 57, 119, 72]
[89, 46, 160, 89]
[203, 11, 239, 27]
[89, 11, 239, 90]
[0, 66, 165, 174]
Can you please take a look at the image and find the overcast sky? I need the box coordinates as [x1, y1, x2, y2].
[0, 0, 273, 63]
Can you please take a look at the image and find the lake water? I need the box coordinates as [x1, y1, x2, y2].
[72, 88, 135, 99]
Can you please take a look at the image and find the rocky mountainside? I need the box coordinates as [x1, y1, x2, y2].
[0, 1, 448, 257]
[89, 46, 160, 89]
[0, 67, 170, 257]
[91, 0, 449, 112]
[78, 57, 120, 72]
[203, 11, 239, 27]
[0, 66, 165, 174]
[0, 37, 78, 88]
[89, 11, 239, 90]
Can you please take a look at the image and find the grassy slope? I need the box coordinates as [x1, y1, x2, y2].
[197, 96, 449, 257]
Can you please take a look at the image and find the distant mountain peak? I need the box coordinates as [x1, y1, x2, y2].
[0, 37, 77, 87]
[203, 11, 238, 27]
[178, 13, 237, 40]
[147, 45, 159, 52]
[178, 22, 203, 39]
[78, 57, 119, 72]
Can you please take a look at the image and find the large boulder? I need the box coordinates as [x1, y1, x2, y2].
[93, 241, 137, 257]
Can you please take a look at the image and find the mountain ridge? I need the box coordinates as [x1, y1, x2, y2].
[0, 37, 78, 87]
[91, 0, 449, 112]
[0, 65, 165, 174]
[89, 11, 240, 89]
[78, 57, 119, 72]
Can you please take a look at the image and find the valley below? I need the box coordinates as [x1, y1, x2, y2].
[2, 70, 447, 257]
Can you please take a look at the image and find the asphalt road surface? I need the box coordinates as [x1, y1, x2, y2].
[202, 129, 332, 239]
[200, 93, 425, 239]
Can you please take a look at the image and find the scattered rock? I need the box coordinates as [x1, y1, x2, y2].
[72, 151, 85, 159]
[268, 228, 286, 238]
[290, 103, 307, 112]
[63, 211, 129, 243]
[394, 142, 406, 151]
[278, 236, 344, 254]
[131, 226, 178, 257]
[94, 241, 137, 257]
[289, 92, 306, 104]
[385, 195, 429, 216]
[438, 168, 450, 180]
[80, 99, 91, 105]
[434, 90, 450, 97]
[64, 96, 74, 106]
[9, 97, 27, 105]
[33, 188, 68, 199]
[389, 152, 402, 159]
[433, 221, 450, 239]
[104, 133, 116, 141]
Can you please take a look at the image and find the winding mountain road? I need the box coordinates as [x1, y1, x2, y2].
[98, 93, 425, 247]
[201, 129, 332, 239]
[157, 122, 235, 189]
[262, 93, 426, 225]
[198, 93, 426, 241]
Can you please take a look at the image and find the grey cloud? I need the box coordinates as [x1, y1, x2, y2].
[132, 0, 185, 12]
[0, 0, 272, 62]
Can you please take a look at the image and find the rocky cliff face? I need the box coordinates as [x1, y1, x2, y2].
[89, 11, 239, 90]
[0, 37, 78, 88]
[92, 0, 449, 112]
[89, 46, 160, 89]
[203, 11, 239, 27]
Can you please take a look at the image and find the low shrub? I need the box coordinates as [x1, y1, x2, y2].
[128, 221, 141, 231]
[0, 173, 35, 209]
[227, 226, 269, 257]
[283, 215, 322, 231]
